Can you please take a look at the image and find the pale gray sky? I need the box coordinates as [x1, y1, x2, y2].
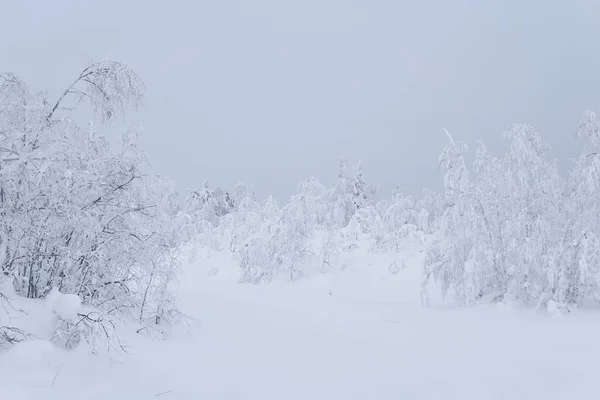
[2, 0, 600, 200]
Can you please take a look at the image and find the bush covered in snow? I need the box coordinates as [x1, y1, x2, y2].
[189, 158, 434, 284]
[0, 61, 189, 351]
[422, 116, 600, 311]
[187, 112, 600, 314]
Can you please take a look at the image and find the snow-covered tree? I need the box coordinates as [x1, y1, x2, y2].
[551, 111, 600, 307]
[424, 124, 566, 308]
[327, 158, 370, 227]
[422, 130, 474, 304]
[0, 61, 189, 351]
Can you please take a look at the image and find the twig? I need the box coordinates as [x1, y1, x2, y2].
[0, 325, 31, 347]
[0, 291, 26, 314]
[52, 365, 63, 387]
[154, 390, 173, 397]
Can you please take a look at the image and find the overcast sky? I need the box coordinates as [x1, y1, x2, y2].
[2, 0, 600, 201]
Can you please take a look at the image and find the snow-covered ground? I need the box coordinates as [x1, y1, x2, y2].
[1, 248, 600, 399]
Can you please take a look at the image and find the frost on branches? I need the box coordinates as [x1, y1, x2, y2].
[424, 115, 600, 311]
[556, 111, 600, 306]
[0, 61, 188, 352]
[189, 109, 600, 312]
[189, 158, 434, 284]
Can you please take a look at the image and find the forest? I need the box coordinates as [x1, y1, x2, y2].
[2, 60, 600, 352]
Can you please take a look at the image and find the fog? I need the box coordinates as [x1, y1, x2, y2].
[2, 0, 600, 200]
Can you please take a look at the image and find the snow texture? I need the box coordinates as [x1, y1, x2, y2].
[46, 289, 82, 323]
[2, 245, 600, 399]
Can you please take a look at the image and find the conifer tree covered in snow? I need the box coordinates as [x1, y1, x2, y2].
[0, 61, 188, 351]
[328, 158, 371, 227]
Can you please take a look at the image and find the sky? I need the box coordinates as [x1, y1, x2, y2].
[2, 0, 600, 201]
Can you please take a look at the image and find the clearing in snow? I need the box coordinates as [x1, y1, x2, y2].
[1, 248, 598, 400]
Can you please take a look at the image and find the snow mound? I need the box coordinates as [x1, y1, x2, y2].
[45, 288, 82, 323]
[1, 340, 54, 367]
[546, 299, 562, 318]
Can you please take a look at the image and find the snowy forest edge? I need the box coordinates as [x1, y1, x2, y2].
[2, 60, 600, 353]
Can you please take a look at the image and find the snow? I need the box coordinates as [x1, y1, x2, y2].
[2, 248, 600, 399]
[46, 288, 82, 323]
[1, 340, 54, 368]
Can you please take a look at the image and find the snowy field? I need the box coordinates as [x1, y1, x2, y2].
[5, 2, 600, 398]
[1, 248, 599, 400]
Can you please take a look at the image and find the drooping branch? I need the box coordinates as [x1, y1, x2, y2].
[48, 60, 145, 123]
